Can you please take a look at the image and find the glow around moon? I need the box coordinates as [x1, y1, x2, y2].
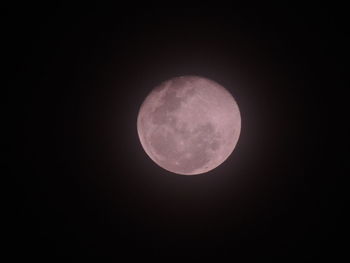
[137, 76, 241, 175]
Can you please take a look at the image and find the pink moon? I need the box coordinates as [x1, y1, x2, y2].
[137, 76, 241, 175]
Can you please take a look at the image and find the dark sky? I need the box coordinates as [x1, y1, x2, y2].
[10, 3, 347, 261]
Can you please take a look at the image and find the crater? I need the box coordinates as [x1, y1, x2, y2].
[171, 122, 217, 174]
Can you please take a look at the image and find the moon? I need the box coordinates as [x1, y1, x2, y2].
[137, 76, 241, 175]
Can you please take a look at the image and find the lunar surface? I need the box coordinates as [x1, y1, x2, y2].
[137, 76, 241, 175]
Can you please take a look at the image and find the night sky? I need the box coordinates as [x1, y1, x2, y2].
[10, 3, 346, 261]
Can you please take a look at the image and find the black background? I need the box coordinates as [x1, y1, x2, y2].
[10, 2, 347, 261]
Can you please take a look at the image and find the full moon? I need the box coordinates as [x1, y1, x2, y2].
[137, 76, 241, 175]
